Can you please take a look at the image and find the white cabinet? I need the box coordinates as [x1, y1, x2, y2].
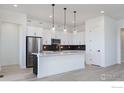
[27, 26, 85, 46]
[58, 32, 68, 45]
[67, 34, 72, 45]
[63, 33, 69, 45]
[85, 16, 117, 67]
[86, 25, 104, 66]
[72, 32, 85, 45]
[60, 32, 65, 45]
[58, 32, 85, 45]
[86, 16, 105, 67]
[79, 32, 85, 45]
[27, 26, 51, 45]
[27, 26, 43, 37]
[42, 30, 51, 45]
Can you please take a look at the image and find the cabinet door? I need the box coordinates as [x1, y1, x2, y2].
[64, 33, 69, 45]
[76, 33, 81, 45]
[79, 32, 85, 45]
[73, 34, 79, 45]
[86, 24, 104, 66]
[27, 26, 43, 37]
[71, 34, 75, 45]
[60, 32, 65, 45]
[93, 50, 102, 66]
[67, 33, 73, 45]
[91, 26, 104, 66]
[27, 26, 36, 36]
[42, 30, 51, 45]
[36, 28, 43, 37]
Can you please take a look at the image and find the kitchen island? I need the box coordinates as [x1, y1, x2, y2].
[33, 51, 85, 78]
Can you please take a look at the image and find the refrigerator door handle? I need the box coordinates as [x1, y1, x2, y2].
[38, 37, 42, 53]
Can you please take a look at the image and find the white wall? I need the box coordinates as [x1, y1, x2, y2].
[121, 29, 124, 62]
[117, 19, 124, 64]
[19, 25, 27, 68]
[0, 22, 19, 66]
[0, 22, 2, 69]
[0, 10, 27, 68]
[104, 16, 117, 66]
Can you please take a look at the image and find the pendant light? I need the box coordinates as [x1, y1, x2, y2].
[73, 11, 77, 34]
[63, 8, 67, 32]
[51, 4, 55, 31]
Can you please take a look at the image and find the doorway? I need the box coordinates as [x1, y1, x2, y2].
[121, 28, 124, 63]
[0, 22, 19, 66]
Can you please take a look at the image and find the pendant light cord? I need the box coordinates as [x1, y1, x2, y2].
[52, 4, 55, 28]
[64, 8, 67, 29]
[74, 11, 76, 31]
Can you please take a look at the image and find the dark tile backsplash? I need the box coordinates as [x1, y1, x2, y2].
[43, 45, 85, 51]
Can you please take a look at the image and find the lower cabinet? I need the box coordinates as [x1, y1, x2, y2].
[86, 50, 103, 66]
[33, 55, 38, 75]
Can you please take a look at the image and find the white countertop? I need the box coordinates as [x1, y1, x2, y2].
[33, 50, 85, 57]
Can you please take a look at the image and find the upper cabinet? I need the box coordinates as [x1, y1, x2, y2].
[72, 32, 85, 45]
[50, 31, 73, 45]
[27, 26, 51, 45]
[61, 32, 68, 45]
[26, 26, 85, 45]
[42, 30, 52, 45]
[26, 26, 43, 37]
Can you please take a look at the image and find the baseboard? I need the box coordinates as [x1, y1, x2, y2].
[121, 60, 124, 63]
[104, 62, 119, 67]
[1, 64, 19, 67]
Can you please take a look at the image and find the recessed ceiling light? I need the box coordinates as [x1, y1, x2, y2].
[13, 4, 18, 7]
[100, 10, 104, 14]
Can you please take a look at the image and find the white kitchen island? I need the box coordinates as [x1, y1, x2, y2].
[33, 51, 85, 78]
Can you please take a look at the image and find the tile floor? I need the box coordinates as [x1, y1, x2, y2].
[0, 63, 124, 81]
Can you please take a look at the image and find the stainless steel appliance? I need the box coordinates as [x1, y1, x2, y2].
[26, 36, 42, 68]
[51, 39, 61, 45]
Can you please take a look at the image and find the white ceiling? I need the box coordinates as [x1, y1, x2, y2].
[0, 4, 124, 26]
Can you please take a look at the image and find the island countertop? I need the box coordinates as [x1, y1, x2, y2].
[32, 50, 85, 78]
[33, 50, 85, 57]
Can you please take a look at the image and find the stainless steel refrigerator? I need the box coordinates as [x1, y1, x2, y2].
[26, 36, 42, 68]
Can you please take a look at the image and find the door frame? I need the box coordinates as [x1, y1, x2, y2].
[120, 28, 124, 63]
